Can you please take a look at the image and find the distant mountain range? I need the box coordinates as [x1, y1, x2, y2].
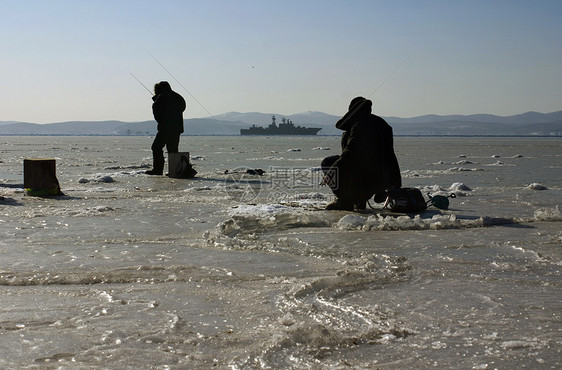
[1, 110, 561, 136]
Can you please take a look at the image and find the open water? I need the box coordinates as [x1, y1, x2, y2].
[0, 135, 561, 369]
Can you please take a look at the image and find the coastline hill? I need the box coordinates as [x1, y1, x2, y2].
[0, 111, 560, 136]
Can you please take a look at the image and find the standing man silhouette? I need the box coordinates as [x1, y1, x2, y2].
[146, 81, 186, 175]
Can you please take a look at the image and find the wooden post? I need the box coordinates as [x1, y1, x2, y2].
[23, 159, 61, 196]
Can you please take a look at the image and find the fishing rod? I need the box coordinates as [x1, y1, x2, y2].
[147, 52, 249, 149]
[148, 52, 234, 135]
[323, 50, 415, 136]
[130, 73, 153, 96]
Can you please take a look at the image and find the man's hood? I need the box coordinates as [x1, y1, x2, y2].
[335, 97, 372, 131]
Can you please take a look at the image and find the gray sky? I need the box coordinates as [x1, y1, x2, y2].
[2, 0, 561, 123]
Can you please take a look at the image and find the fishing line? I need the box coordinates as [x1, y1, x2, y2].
[367, 50, 415, 98]
[324, 50, 415, 136]
[148, 51, 241, 141]
[130, 73, 153, 96]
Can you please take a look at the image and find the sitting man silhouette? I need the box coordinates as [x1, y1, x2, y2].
[321, 97, 401, 210]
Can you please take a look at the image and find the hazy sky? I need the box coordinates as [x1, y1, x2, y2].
[1, 0, 561, 123]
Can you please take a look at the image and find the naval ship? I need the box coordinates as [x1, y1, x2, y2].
[240, 115, 322, 135]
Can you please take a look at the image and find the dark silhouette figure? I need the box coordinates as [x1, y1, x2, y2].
[146, 81, 186, 175]
[321, 97, 401, 210]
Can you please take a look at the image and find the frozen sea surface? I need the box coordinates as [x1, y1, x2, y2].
[1, 136, 561, 369]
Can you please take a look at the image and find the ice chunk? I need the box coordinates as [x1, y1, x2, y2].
[218, 204, 331, 236]
[528, 183, 547, 190]
[194, 186, 212, 191]
[295, 192, 327, 200]
[363, 214, 468, 231]
[336, 214, 366, 230]
[229, 204, 292, 217]
[447, 167, 482, 172]
[489, 160, 504, 166]
[534, 206, 561, 221]
[423, 184, 443, 192]
[78, 175, 115, 184]
[501, 340, 540, 349]
[450, 182, 471, 191]
[216, 218, 241, 237]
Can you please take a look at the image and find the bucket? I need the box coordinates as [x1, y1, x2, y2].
[168, 152, 197, 178]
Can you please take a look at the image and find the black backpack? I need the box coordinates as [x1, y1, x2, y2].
[384, 187, 427, 213]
